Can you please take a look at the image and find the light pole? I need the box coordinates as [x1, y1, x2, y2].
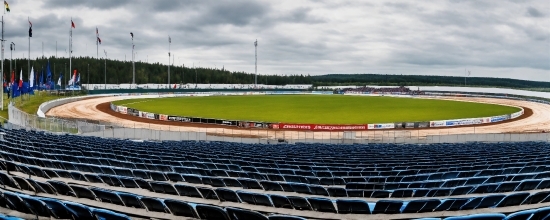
[104, 50, 107, 90]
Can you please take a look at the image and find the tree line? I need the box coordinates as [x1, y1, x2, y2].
[4, 56, 549, 89]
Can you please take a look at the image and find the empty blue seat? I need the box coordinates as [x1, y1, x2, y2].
[270, 195, 293, 209]
[496, 192, 529, 207]
[504, 209, 535, 220]
[444, 213, 506, 220]
[373, 200, 403, 214]
[476, 194, 506, 209]
[268, 215, 307, 220]
[116, 192, 143, 209]
[92, 208, 131, 220]
[307, 197, 336, 213]
[139, 197, 168, 213]
[402, 199, 441, 213]
[163, 199, 198, 218]
[336, 199, 370, 214]
[226, 207, 268, 220]
[287, 196, 312, 210]
[215, 188, 241, 203]
[195, 204, 230, 220]
[521, 191, 550, 205]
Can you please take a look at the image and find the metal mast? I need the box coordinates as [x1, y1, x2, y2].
[168, 36, 171, 85]
[254, 39, 257, 86]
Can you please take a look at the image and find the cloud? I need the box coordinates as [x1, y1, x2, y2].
[0, 0, 547, 82]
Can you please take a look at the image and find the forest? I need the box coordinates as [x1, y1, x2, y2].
[4, 56, 549, 89]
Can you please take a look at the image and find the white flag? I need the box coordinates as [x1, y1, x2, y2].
[29, 67, 34, 88]
[57, 76, 62, 86]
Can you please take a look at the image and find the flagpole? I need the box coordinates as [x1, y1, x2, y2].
[69, 18, 72, 90]
[1, 15, 4, 109]
[28, 17, 30, 93]
[132, 36, 135, 86]
[168, 36, 170, 86]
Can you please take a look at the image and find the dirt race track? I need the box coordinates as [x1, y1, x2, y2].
[45, 96, 550, 140]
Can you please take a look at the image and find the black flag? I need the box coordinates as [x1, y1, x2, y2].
[130, 32, 133, 39]
[28, 20, 32, 37]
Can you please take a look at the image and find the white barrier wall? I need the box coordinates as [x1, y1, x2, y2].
[37, 95, 109, 118]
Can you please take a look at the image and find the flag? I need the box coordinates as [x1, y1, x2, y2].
[72, 69, 77, 86]
[71, 20, 75, 28]
[28, 21, 32, 37]
[10, 70, 14, 84]
[169, 36, 171, 43]
[57, 74, 62, 86]
[4, 1, 9, 12]
[18, 69, 22, 88]
[29, 67, 34, 88]
[39, 68, 44, 89]
[96, 27, 101, 44]
[46, 60, 52, 79]
[130, 32, 133, 39]
[76, 74, 80, 84]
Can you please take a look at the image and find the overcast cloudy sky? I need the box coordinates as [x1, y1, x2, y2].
[3, 0, 550, 81]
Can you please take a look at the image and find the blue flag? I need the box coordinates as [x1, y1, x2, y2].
[39, 68, 44, 90]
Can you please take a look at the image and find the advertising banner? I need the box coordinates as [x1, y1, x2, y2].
[159, 114, 168, 121]
[167, 116, 191, 122]
[127, 108, 139, 116]
[445, 118, 484, 126]
[146, 113, 155, 119]
[276, 124, 368, 130]
[367, 124, 395, 130]
[117, 106, 127, 114]
[110, 103, 117, 112]
[490, 115, 510, 123]
[430, 121, 446, 127]
[416, 122, 429, 128]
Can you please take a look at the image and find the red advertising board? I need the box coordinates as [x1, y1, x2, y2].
[276, 123, 368, 131]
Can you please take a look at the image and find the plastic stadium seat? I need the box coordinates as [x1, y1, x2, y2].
[434, 198, 470, 211]
[215, 188, 241, 203]
[336, 199, 371, 214]
[197, 187, 218, 200]
[326, 187, 348, 197]
[515, 179, 541, 191]
[173, 184, 202, 198]
[522, 191, 550, 205]
[149, 182, 178, 195]
[495, 192, 530, 207]
[90, 188, 125, 206]
[309, 185, 329, 196]
[476, 194, 506, 209]
[504, 209, 535, 220]
[92, 209, 131, 220]
[254, 193, 273, 207]
[269, 195, 293, 209]
[62, 201, 96, 220]
[287, 196, 312, 210]
[450, 186, 474, 196]
[163, 199, 198, 218]
[223, 178, 243, 187]
[140, 197, 168, 213]
[19, 196, 51, 217]
[460, 197, 483, 210]
[226, 207, 268, 220]
[392, 189, 414, 198]
[134, 179, 153, 191]
[444, 213, 506, 220]
[69, 185, 97, 200]
[116, 192, 143, 209]
[372, 200, 403, 214]
[529, 206, 550, 220]
[236, 191, 255, 204]
[47, 180, 75, 196]
[195, 204, 230, 220]
[402, 199, 441, 213]
[268, 215, 307, 220]
[307, 197, 337, 213]
[38, 197, 79, 219]
[260, 181, 284, 191]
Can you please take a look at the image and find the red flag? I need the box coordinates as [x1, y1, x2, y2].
[73, 69, 77, 85]
[97, 37, 101, 44]
[173, 84, 176, 89]
[71, 20, 75, 28]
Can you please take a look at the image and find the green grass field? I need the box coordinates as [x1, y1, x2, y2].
[113, 95, 521, 124]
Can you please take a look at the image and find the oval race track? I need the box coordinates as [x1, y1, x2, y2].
[45, 95, 550, 140]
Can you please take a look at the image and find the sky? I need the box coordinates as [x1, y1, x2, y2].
[2, 0, 549, 81]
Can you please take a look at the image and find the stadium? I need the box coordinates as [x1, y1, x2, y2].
[0, 1, 549, 220]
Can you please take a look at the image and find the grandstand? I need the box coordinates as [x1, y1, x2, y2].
[0, 128, 550, 219]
